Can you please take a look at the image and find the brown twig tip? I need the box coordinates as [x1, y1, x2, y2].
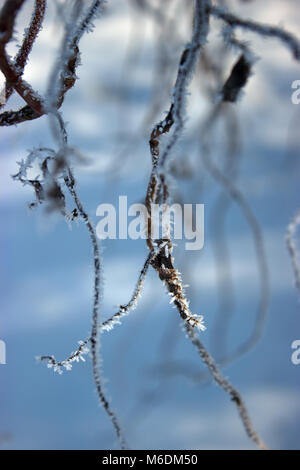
[150, 241, 206, 332]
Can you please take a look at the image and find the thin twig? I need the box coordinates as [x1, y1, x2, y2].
[38, 249, 155, 370]
[186, 324, 268, 450]
[210, 5, 300, 60]
[0, 0, 46, 108]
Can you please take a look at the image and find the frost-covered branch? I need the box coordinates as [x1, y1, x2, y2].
[210, 5, 300, 61]
[38, 340, 90, 373]
[0, 0, 46, 108]
[150, 240, 206, 331]
[0, 0, 106, 126]
[186, 324, 268, 450]
[38, 249, 154, 372]
[0, 50, 44, 114]
[62, 145, 126, 450]
[143, 0, 267, 450]
[10, 0, 126, 448]
[6, 0, 297, 451]
[158, 0, 211, 170]
[73, 0, 105, 45]
[0, 0, 45, 118]
[101, 250, 154, 332]
[0, 0, 26, 46]
[145, 1, 211, 331]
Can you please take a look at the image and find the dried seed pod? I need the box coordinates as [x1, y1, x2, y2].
[221, 54, 252, 102]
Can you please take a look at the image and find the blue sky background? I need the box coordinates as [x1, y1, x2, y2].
[0, 0, 300, 449]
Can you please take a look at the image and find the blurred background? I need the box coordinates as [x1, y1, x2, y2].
[0, 0, 300, 449]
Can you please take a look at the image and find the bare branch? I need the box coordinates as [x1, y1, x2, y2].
[186, 324, 268, 450]
[0, 0, 46, 108]
[0, 0, 26, 46]
[210, 5, 300, 60]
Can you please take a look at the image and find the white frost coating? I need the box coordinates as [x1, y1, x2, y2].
[37, 340, 90, 375]
[38, 251, 154, 370]
[46, 0, 106, 120]
[159, 0, 211, 169]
